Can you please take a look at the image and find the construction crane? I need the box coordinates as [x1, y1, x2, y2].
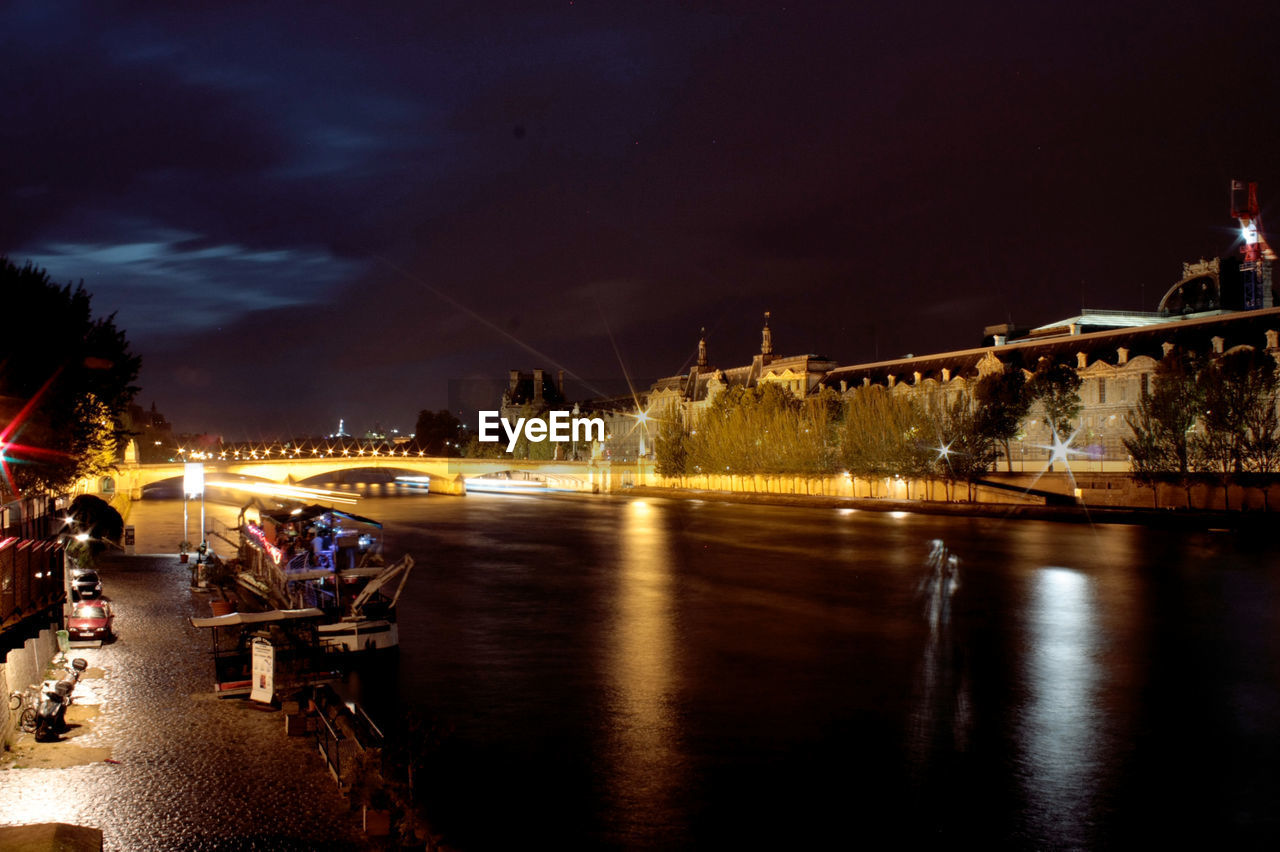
[1230, 180, 1275, 309]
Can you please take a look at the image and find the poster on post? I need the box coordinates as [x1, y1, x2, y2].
[250, 638, 275, 704]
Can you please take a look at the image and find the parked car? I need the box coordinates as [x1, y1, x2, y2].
[69, 601, 113, 640]
[72, 569, 103, 599]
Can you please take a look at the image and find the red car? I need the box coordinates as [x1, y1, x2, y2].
[69, 601, 114, 641]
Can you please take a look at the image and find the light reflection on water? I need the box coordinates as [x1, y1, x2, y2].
[604, 499, 682, 845]
[1021, 566, 1101, 843]
[125, 494, 1280, 848]
[909, 540, 970, 772]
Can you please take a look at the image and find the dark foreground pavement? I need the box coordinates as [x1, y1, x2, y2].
[0, 554, 366, 850]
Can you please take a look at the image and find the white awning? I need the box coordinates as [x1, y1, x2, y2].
[189, 607, 325, 628]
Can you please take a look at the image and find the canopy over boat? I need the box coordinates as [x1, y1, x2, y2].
[259, 504, 382, 528]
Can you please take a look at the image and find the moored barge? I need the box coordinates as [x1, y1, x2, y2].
[236, 503, 413, 653]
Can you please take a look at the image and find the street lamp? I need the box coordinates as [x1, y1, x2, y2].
[60, 527, 123, 625]
[184, 461, 205, 556]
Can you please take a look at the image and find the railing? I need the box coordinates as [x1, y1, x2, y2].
[204, 517, 240, 550]
[310, 684, 383, 790]
[1, 495, 57, 540]
[352, 702, 385, 749]
[315, 704, 353, 787]
[1080, 308, 1166, 319]
[283, 550, 335, 574]
[291, 582, 337, 611]
[0, 537, 64, 633]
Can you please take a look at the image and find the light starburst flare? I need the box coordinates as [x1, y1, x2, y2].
[1042, 428, 1082, 468]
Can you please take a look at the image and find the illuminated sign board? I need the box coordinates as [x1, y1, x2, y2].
[183, 462, 205, 497]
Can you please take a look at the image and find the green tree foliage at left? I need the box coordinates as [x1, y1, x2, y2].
[0, 258, 140, 498]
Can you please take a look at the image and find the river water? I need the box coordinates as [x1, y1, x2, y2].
[129, 491, 1280, 849]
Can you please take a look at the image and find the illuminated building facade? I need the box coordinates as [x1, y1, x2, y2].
[646, 313, 837, 424]
[823, 307, 1280, 470]
[639, 251, 1278, 474]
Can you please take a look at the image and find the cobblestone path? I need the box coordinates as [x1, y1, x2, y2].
[0, 554, 367, 850]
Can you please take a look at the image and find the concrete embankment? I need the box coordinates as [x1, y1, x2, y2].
[626, 485, 1272, 530]
[0, 553, 365, 850]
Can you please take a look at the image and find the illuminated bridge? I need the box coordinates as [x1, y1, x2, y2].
[114, 453, 654, 500]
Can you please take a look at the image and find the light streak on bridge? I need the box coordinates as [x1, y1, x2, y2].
[206, 479, 360, 505]
[116, 453, 654, 500]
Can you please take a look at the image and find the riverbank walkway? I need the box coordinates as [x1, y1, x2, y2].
[0, 553, 366, 850]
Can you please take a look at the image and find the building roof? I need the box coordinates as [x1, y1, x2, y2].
[822, 306, 1280, 387]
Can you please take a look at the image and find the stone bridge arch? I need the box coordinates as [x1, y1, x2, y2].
[115, 456, 651, 498]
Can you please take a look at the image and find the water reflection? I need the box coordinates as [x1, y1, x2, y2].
[1021, 566, 1100, 840]
[910, 540, 970, 770]
[119, 495, 1280, 847]
[605, 499, 682, 844]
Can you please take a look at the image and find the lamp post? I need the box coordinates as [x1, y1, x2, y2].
[62, 539, 75, 627]
[58, 514, 83, 626]
[184, 461, 205, 553]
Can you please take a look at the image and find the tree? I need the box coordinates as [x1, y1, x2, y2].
[840, 386, 931, 497]
[0, 258, 140, 498]
[1241, 357, 1280, 477]
[461, 434, 505, 458]
[413, 409, 464, 456]
[1026, 361, 1082, 473]
[929, 391, 999, 501]
[685, 383, 835, 477]
[974, 370, 1032, 471]
[63, 493, 125, 570]
[1122, 350, 1201, 508]
[1027, 361, 1082, 439]
[654, 414, 689, 477]
[1242, 375, 1280, 511]
[1123, 391, 1166, 507]
[1191, 347, 1279, 510]
[67, 494, 124, 545]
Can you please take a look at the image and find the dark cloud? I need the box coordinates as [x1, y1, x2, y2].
[3, 1, 1279, 437]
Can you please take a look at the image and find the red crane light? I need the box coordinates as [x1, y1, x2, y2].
[1231, 180, 1276, 262]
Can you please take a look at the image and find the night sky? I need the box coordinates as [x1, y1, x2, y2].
[4, 1, 1279, 439]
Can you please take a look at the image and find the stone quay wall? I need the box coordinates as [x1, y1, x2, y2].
[0, 624, 59, 740]
[647, 470, 1280, 511]
[649, 473, 1045, 505]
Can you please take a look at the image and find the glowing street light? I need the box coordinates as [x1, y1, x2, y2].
[1045, 428, 1081, 468]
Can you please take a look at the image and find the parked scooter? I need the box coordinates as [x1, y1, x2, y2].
[33, 658, 89, 742]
